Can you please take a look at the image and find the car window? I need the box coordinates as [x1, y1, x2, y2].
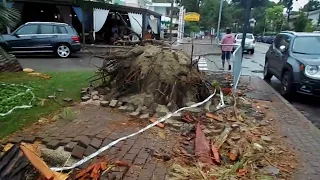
[293, 36, 320, 55]
[58, 26, 68, 34]
[40, 25, 55, 34]
[16, 25, 38, 35]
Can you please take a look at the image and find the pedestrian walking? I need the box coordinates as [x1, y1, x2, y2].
[220, 28, 235, 70]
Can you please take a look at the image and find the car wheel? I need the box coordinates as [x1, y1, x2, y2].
[56, 44, 71, 58]
[280, 71, 294, 97]
[250, 49, 254, 54]
[263, 61, 273, 80]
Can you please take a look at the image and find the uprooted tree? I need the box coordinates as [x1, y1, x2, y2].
[91, 44, 214, 109]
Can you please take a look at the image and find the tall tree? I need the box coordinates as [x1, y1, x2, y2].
[231, 0, 269, 8]
[281, 0, 298, 21]
[265, 5, 285, 32]
[179, 0, 202, 12]
[293, 10, 309, 31]
[0, 4, 20, 34]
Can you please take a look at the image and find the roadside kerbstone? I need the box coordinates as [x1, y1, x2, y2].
[71, 145, 86, 159]
[46, 140, 60, 149]
[90, 138, 102, 149]
[74, 136, 91, 148]
[84, 145, 97, 156]
[109, 100, 118, 107]
[81, 96, 90, 102]
[64, 141, 78, 152]
[100, 101, 109, 107]
[118, 106, 128, 112]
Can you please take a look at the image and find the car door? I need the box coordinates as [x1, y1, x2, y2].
[267, 35, 282, 77]
[35, 24, 57, 52]
[6, 24, 39, 52]
[274, 35, 291, 74]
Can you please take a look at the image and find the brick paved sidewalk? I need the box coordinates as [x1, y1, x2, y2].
[241, 76, 320, 180]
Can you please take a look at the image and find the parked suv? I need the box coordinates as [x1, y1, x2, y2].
[264, 31, 320, 97]
[234, 33, 255, 54]
[0, 22, 81, 58]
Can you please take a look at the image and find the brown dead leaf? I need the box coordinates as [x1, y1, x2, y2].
[206, 113, 223, 122]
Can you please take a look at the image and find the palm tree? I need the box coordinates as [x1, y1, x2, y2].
[0, 3, 20, 35]
[0, 4, 21, 72]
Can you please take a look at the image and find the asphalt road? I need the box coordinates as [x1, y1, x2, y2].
[17, 53, 103, 72]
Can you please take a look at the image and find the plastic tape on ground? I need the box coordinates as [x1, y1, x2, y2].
[51, 89, 222, 172]
[0, 83, 35, 117]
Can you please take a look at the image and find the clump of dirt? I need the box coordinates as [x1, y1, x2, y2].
[94, 45, 213, 108]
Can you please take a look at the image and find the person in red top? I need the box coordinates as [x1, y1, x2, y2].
[221, 28, 235, 70]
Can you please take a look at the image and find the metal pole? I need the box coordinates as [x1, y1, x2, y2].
[3, 0, 11, 34]
[241, 0, 252, 55]
[169, 0, 174, 41]
[216, 0, 223, 43]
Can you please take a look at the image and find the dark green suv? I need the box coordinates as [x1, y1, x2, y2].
[264, 31, 320, 97]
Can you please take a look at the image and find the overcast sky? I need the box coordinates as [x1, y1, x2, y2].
[272, 0, 309, 10]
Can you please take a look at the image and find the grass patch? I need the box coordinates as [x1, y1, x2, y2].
[0, 71, 95, 138]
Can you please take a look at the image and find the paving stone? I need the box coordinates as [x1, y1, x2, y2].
[35, 133, 47, 139]
[84, 145, 97, 156]
[42, 137, 52, 144]
[95, 133, 108, 139]
[109, 100, 118, 107]
[118, 106, 128, 112]
[90, 138, 102, 149]
[71, 145, 86, 159]
[63, 98, 73, 102]
[118, 101, 123, 106]
[59, 138, 72, 146]
[8, 137, 24, 144]
[100, 101, 109, 107]
[126, 104, 135, 112]
[46, 140, 60, 149]
[23, 136, 36, 143]
[64, 141, 78, 152]
[156, 105, 169, 116]
[92, 95, 100, 100]
[48, 95, 56, 99]
[102, 138, 114, 147]
[73, 135, 91, 148]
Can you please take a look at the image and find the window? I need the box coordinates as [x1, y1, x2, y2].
[16, 25, 38, 35]
[40, 25, 54, 34]
[58, 26, 68, 34]
[293, 36, 320, 55]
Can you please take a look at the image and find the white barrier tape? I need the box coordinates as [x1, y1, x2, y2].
[51, 89, 218, 171]
[0, 83, 35, 117]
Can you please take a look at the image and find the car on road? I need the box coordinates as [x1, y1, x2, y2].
[234, 33, 255, 54]
[264, 31, 320, 97]
[0, 22, 81, 58]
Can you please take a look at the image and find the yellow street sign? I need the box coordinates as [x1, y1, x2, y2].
[184, 12, 200, 22]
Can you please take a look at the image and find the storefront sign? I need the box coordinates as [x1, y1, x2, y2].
[184, 12, 200, 22]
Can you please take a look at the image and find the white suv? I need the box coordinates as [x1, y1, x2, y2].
[234, 33, 255, 54]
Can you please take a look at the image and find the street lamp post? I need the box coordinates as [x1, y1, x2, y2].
[216, 0, 223, 43]
[241, 0, 252, 55]
[169, 0, 174, 41]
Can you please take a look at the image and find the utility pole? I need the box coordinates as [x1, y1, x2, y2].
[2, 0, 11, 34]
[241, 0, 252, 55]
[169, 0, 174, 41]
[216, 0, 223, 43]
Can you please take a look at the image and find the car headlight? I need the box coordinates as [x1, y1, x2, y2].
[305, 65, 319, 75]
